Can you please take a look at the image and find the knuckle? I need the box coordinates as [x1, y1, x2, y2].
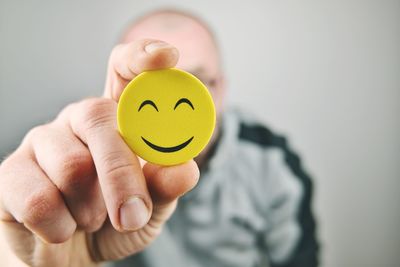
[57, 155, 96, 195]
[78, 98, 116, 131]
[110, 44, 124, 59]
[92, 209, 107, 228]
[25, 124, 49, 143]
[46, 233, 72, 244]
[101, 151, 133, 179]
[79, 209, 107, 232]
[75, 211, 92, 230]
[0, 152, 16, 172]
[57, 102, 78, 121]
[22, 188, 59, 226]
[58, 149, 95, 182]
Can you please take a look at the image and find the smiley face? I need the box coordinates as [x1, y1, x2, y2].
[117, 68, 216, 166]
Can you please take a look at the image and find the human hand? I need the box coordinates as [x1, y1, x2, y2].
[0, 39, 199, 267]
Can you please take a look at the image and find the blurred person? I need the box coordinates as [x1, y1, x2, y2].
[0, 9, 318, 267]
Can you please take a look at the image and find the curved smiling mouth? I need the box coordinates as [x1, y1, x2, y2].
[141, 136, 194, 153]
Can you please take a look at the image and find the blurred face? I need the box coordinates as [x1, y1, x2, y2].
[122, 12, 225, 122]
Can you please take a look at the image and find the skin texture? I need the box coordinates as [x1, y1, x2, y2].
[0, 11, 224, 267]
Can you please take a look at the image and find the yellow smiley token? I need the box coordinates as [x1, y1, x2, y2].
[117, 68, 216, 166]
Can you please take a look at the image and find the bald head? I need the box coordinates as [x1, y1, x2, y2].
[122, 10, 221, 73]
[121, 9, 225, 116]
[122, 10, 217, 42]
[121, 10, 226, 164]
[122, 11, 218, 52]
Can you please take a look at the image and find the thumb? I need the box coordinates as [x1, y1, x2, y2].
[89, 160, 199, 262]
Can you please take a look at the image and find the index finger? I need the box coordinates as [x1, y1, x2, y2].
[104, 39, 179, 101]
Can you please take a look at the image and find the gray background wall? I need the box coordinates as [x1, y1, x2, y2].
[1, 1, 399, 266]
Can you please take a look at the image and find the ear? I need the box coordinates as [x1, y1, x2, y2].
[214, 73, 227, 114]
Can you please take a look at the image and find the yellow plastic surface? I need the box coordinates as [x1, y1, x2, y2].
[117, 68, 216, 166]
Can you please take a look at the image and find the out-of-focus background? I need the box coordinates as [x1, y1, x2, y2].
[1, 1, 399, 266]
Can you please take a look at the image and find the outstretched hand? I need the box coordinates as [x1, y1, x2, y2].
[0, 39, 199, 267]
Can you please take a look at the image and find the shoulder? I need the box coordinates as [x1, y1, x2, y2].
[216, 108, 312, 211]
[235, 110, 308, 182]
[221, 108, 298, 171]
[224, 108, 309, 179]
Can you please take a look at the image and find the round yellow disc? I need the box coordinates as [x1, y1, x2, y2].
[117, 68, 216, 166]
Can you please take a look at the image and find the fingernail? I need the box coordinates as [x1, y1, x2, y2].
[120, 197, 149, 231]
[145, 42, 173, 54]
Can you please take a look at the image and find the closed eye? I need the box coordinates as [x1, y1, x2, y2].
[138, 100, 158, 112]
[174, 98, 194, 110]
